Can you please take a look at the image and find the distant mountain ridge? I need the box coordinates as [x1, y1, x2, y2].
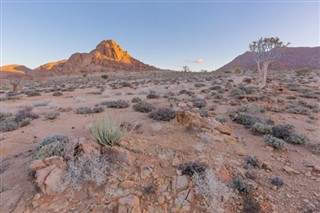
[217, 47, 320, 71]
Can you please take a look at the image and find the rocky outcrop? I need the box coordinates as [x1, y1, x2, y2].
[36, 39, 159, 75]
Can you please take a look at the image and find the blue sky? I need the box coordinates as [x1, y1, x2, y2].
[1, 1, 319, 71]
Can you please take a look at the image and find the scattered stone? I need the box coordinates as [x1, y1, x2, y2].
[283, 166, 299, 174]
[118, 195, 141, 213]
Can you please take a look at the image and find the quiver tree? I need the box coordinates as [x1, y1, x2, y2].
[8, 74, 23, 92]
[249, 37, 289, 88]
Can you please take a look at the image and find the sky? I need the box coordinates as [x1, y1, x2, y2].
[1, 0, 319, 71]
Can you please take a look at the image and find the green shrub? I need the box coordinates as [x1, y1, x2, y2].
[149, 108, 176, 121]
[192, 98, 207, 108]
[133, 101, 155, 113]
[33, 135, 68, 160]
[0, 117, 19, 132]
[233, 113, 272, 127]
[91, 117, 125, 146]
[264, 135, 286, 150]
[287, 104, 310, 115]
[92, 106, 104, 113]
[15, 108, 39, 123]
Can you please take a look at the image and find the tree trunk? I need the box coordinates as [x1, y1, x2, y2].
[260, 62, 270, 88]
[12, 84, 18, 92]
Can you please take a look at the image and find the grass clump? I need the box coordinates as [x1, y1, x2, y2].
[101, 100, 130, 109]
[33, 135, 68, 160]
[231, 178, 253, 195]
[264, 135, 286, 150]
[133, 101, 155, 113]
[91, 117, 126, 146]
[251, 122, 272, 134]
[15, 108, 39, 123]
[149, 107, 176, 121]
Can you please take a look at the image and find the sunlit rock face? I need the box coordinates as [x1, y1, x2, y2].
[35, 39, 158, 75]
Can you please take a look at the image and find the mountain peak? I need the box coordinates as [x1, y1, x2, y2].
[92, 39, 131, 64]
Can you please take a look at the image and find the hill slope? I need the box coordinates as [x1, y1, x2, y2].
[0, 64, 34, 78]
[217, 47, 320, 71]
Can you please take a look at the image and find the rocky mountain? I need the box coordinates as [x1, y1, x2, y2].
[36, 40, 158, 75]
[0, 64, 34, 78]
[217, 47, 320, 71]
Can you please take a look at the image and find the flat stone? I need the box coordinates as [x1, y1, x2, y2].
[120, 181, 135, 189]
[172, 175, 189, 192]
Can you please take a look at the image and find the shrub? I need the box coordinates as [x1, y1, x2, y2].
[244, 156, 259, 168]
[179, 162, 207, 177]
[101, 100, 130, 108]
[26, 91, 41, 97]
[271, 124, 293, 139]
[230, 88, 245, 99]
[264, 135, 286, 150]
[285, 133, 307, 145]
[146, 93, 159, 99]
[0, 117, 19, 132]
[308, 142, 320, 155]
[192, 98, 207, 108]
[91, 106, 104, 113]
[251, 122, 273, 134]
[64, 154, 110, 190]
[76, 107, 92, 114]
[133, 101, 155, 113]
[101, 74, 109, 80]
[15, 108, 39, 123]
[91, 117, 125, 146]
[149, 108, 176, 121]
[131, 97, 142, 103]
[44, 111, 60, 120]
[33, 135, 68, 160]
[231, 178, 253, 195]
[193, 169, 231, 213]
[271, 177, 284, 186]
[53, 92, 63, 96]
[287, 104, 310, 115]
[243, 195, 261, 213]
[233, 113, 272, 127]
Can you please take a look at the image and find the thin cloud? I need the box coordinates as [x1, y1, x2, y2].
[185, 59, 204, 64]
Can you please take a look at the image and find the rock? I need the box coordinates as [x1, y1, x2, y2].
[175, 110, 209, 129]
[283, 166, 299, 174]
[215, 124, 231, 135]
[174, 189, 193, 212]
[141, 167, 152, 179]
[235, 148, 246, 156]
[35, 165, 56, 194]
[118, 195, 141, 213]
[30, 156, 66, 171]
[120, 181, 135, 189]
[44, 166, 65, 195]
[76, 138, 100, 155]
[224, 136, 237, 144]
[172, 175, 189, 192]
[157, 195, 165, 205]
[313, 165, 320, 172]
[219, 167, 232, 184]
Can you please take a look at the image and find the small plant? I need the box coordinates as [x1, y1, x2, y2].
[244, 156, 259, 168]
[251, 122, 272, 134]
[230, 88, 245, 99]
[285, 133, 307, 145]
[101, 100, 130, 108]
[233, 113, 271, 127]
[133, 101, 155, 113]
[76, 107, 92, 114]
[146, 93, 159, 99]
[271, 177, 284, 186]
[15, 108, 39, 123]
[308, 142, 320, 155]
[179, 162, 207, 177]
[53, 92, 63, 96]
[271, 124, 293, 139]
[44, 111, 60, 120]
[101, 74, 109, 80]
[0, 117, 19, 132]
[91, 117, 126, 146]
[33, 135, 68, 160]
[64, 154, 110, 190]
[243, 195, 261, 213]
[192, 98, 207, 108]
[91, 106, 104, 113]
[149, 108, 176, 121]
[264, 134, 286, 150]
[131, 97, 142, 103]
[287, 104, 310, 115]
[231, 178, 253, 195]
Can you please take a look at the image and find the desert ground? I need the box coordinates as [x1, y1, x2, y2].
[0, 69, 319, 213]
